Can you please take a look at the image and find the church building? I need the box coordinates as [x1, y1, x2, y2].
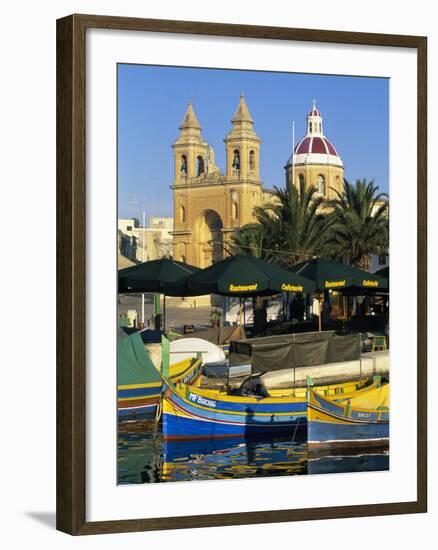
[172, 97, 344, 268]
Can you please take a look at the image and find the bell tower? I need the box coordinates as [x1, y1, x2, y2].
[224, 94, 261, 182]
[172, 102, 208, 185]
[171, 95, 267, 269]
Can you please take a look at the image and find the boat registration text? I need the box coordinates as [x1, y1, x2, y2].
[188, 392, 217, 408]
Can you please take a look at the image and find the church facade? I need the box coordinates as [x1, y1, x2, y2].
[171, 97, 344, 268]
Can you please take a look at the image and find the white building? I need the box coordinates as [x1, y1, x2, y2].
[118, 217, 174, 266]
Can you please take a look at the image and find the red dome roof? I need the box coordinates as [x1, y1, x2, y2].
[295, 136, 338, 156]
[308, 108, 321, 117]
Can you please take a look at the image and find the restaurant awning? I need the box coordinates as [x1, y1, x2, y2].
[166, 254, 316, 297]
[290, 258, 388, 293]
[375, 266, 389, 279]
[118, 258, 201, 294]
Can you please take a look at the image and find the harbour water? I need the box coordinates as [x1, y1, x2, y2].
[118, 419, 389, 484]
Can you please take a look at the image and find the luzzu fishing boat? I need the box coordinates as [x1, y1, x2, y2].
[268, 376, 382, 400]
[161, 377, 380, 441]
[118, 356, 202, 420]
[117, 330, 202, 420]
[307, 383, 389, 449]
[162, 382, 307, 440]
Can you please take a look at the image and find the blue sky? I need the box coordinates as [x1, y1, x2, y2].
[118, 64, 389, 221]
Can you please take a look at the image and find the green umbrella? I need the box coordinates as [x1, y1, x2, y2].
[118, 258, 201, 331]
[118, 258, 200, 294]
[290, 258, 388, 292]
[290, 258, 388, 331]
[166, 254, 316, 297]
[375, 266, 389, 279]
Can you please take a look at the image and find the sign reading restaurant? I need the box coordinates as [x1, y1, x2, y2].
[324, 280, 346, 288]
[228, 284, 258, 292]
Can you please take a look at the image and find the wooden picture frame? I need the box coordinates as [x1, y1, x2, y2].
[56, 13, 427, 535]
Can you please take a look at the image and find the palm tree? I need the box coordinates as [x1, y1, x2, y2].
[323, 179, 389, 268]
[231, 181, 337, 331]
[232, 180, 331, 266]
[231, 223, 271, 260]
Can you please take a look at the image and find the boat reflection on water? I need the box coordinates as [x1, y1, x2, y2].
[161, 435, 308, 482]
[307, 446, 389, 475]
[117, 420, 388, 484]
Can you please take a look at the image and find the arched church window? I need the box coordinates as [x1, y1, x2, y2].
[180, 205, 186, 223]
[317, 174, 326, 195]
[299, 173, 305, 187]
[196, 156, 205, 176]
[181, 155, 187, 174]
[249, 150, 255, 171]
[232, 149, 240, 170]
[309, 122, 313, 132]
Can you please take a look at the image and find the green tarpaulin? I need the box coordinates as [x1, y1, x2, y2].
[231, 330, 335, 357]
[117, 329, 161, 386]
[229, 331, 361, 373]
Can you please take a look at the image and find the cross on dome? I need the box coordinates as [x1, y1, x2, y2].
[307, 99, 322, 121]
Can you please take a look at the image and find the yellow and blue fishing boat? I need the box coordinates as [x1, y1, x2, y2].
[162, 382, 307, 440]
[161, 377, 380, 441]
[307, 383, 389, 449]
[117, 330, 202, 420]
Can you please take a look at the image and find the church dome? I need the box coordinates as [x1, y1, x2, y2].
[308, 107, 321, 117]
[287, 101, 343, 168]
[295, 135, 339, 156]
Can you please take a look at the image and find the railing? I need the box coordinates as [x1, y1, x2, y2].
[177, 173, 228, 184]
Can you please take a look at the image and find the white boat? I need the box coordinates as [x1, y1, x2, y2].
[169, 337, 226, 364]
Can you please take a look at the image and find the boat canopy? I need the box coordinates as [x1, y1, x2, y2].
[117, 328, 162, 386]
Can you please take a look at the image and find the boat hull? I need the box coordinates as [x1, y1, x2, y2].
[117, 357, 202, 421]
[163, 385, 307, 440]
[117, 383, 161, 420]
[308, 387, 389, 449]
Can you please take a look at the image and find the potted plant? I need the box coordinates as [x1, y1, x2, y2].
[210, 308, 222, 328]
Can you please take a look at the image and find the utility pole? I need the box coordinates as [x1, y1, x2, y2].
[141, 210, 146, 325]
[291, 121, 295, 190]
